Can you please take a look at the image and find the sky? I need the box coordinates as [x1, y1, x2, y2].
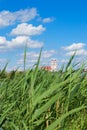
[0, 0, 87, 71]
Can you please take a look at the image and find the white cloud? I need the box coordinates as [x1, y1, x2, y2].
[61, 59, 68, 63]
[17, 52, 39, 66]
[17, 58, 38, 65]
[25, 50, 56, 59]
[18, 50, 56, 66]
[8, 36, 43, 48]
[0, 36, 6, 44]
[42, 17, 54, 23]
[0, 58, 7, 63]
[62, 42, 87, 56]
[0, 8, 37, 27]
[10, 23, 45, 36]
[0, 36, 7, 49]
[26, 52, 39, 58]
[0, 36, 43, 49]
[28, 40, 43, 48]
[63, 43, 85, 51]
[17, 59, 24, 65]
[66, 49, 87, 56]
[8, 36, 29, 48]
[42, 50, 56, 58]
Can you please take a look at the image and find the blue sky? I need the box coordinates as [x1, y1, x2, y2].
[0, 0, 87, 71]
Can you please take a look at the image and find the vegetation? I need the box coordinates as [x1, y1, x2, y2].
[0, 53, 87, 130]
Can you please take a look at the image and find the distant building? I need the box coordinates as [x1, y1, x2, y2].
[51, 59, 57, 71]
[41, 59, 58, 71]
[41, 66, 52, 71]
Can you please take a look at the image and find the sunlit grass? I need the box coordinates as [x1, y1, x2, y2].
[0, 52, 87, 130]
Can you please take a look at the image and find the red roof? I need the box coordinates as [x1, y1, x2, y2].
[41, 66, 52, 71]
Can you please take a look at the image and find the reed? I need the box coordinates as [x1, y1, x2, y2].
[0, 52, 87, 130]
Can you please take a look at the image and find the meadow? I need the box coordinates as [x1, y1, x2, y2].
[0, 52, 87, 130]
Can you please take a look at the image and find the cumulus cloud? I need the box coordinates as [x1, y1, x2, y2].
[63, 42, 87, 56]
[0, 8, 37, 27]
[63, 43, 85, 51]
[0, 36, 43, 49]
[0, 36, 6, 44]
[26, 50, 56, 59]
[17, 58, 38, 65]
[0, 36, 7, 49]
[17, 52, 39, 69]
[42, 50, 56, 58]
[42, 17, 54, 23]
[18, 50, 56, 66]
[66, 49, 87, 56]
[25, 52, 39, 58]
[10, 23, 45, 36]
[0, 22, 45, 50]
[21, 50, 56, 59]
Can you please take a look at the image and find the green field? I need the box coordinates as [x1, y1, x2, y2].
[0, 54, 87, 130]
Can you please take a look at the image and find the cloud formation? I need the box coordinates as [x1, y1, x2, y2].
[10, 23, 45, 36]
[42, 17, 54, 23]
[18, 50, 56, 66]
[0, 8, 37, 27]
[0, 58, 7, 63]
[21, 50, 56, 59]
[0, 36, 43, 49]
[66, 49, 87, 56]
[42, 50, 56, 58]
[63, 43, 87, 56]
[0, 7, 56, 71]
[0, 36, 7, 49]
[0, 16, 46, 50]
[63, 43, 85, 51]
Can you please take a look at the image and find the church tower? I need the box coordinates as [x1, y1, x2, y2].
[51, 59, 57, 71]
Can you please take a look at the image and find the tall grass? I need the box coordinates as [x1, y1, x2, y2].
[0, 52, 87, 130]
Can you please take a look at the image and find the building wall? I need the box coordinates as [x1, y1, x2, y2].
[51, 59, 57, 71]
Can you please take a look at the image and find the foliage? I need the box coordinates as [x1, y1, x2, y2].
[0, 54, 87, 130]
